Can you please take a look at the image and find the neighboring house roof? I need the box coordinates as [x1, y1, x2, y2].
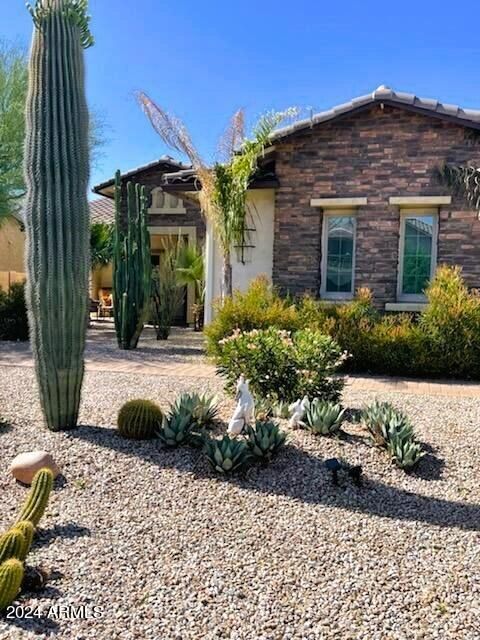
[271, 85, 480, 142]
[92, 155, 191, 198]
[90, 198, 115, 225]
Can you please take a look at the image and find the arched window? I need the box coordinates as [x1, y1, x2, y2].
[149, 188, 186, 214]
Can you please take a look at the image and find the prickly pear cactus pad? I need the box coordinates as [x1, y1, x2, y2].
[23, 0, 93, 430]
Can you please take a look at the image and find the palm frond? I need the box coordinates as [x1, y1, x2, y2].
[216, 109, 245, 164]
[439, 164, 480, 215]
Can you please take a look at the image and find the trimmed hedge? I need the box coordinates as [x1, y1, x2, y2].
[206, 267, 480, 380]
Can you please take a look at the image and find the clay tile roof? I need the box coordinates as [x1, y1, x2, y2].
[271, 85, 480, 142]
[89, 198, 115, 225]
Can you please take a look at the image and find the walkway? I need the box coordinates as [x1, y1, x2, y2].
[0, 324, 479, 397]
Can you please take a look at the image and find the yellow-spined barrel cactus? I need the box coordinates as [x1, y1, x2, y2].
[0, 530, 26, 565]
[23, 0, 94, 430]
[117, 400, 163, 440]
[0, 559, 24, 611]
[16, 468, 54, 527]
[14, 522, 35, 561]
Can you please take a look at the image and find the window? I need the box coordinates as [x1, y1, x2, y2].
[149, 188, 186, 214]
[234, 215, 256, 264]
[398, 210, 438, 301]
[320, 211, 356, 299]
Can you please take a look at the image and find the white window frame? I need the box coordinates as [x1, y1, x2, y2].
[320, 208, 357, 300]
[148, 187, 186, 215]
[397, 207, 439, 302]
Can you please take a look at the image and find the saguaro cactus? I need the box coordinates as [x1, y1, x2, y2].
[113, 171, 152, 349]
[23, 0, 94, 431]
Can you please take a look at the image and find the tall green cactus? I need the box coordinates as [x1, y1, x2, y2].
[23, 0, 93, 431]
[0, 559, 24, 611]
[0, 530, 26, 565]
[113, 171, 152, 349]
[16, 468, 54, 527]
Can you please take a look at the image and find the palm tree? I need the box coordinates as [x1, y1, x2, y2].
[439, 164, 480, 214]
[137, 92, 296, 299]
[90, 222, 113, 269]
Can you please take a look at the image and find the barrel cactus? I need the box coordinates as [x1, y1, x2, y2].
[113, 172, 152, 350]
[0, 559, 24, 611]
[117, 399, 163, 440]
[0, 530, 26, 565]
[16, 468, 54, 527]
[245, 420, 286, 461]
[304, 399, 346, 436]
[203, 436, 251, 474]
[23, 0, 94, 431]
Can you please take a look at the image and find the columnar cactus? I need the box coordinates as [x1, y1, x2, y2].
[0, 530, 27, 565]
[16, 468, 54, 527]
[113, 172, 152, 349]
[23, 0, 94, 430]
[0, 559, 24, 611]
[14, 522, 35, 561]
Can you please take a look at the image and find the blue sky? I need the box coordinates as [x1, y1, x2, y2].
[2, 0, 480, 198]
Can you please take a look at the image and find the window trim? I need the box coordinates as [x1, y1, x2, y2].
[397, 207, 439, 302]
[320, 208, 357, 300]
[148, 187, 186, 215]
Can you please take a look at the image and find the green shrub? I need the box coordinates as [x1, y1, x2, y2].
[205, 276, 300, 358]
[0, 282, 29, 342]
[215, 327, 345, 403]
[420, 265, 480, 378]
[117, 399, 163, 440]
[207, 266, 480, 379]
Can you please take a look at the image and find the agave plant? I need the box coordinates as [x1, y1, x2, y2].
[254, 397, 273, 421]
[304, 399, 346, 435]
[157, 414, 193, 448]
[245, 421, 286, 461]
[170, 392, 219, 429]
[203, 436, 251, 474]
[271, 400, 290, 419]
[360, 401, 399, 446]
[387, 432, 425, 470]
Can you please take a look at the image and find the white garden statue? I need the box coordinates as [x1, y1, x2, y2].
[227, 375, 255, 436]
[288, 396, 309, 429]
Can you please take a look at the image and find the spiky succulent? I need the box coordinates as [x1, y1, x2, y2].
[304, 399, 345, 435]
[387, 432, 425, 469]
[170, 392, 219, 429]
[360, 401, 400, 446]
[245, 421, 286, 461]
[157, 413, 193, 448]
[254, 397, 273, 421]
[271, 400, 290, 419]
[203, 436, 251, 474]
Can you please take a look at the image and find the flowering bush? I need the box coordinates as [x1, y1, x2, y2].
[216, 327, 346, 402]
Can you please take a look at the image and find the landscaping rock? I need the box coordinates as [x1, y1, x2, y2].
[9, 450, 60, 485]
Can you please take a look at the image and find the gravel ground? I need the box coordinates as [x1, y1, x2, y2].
[0, 366, 479, 640]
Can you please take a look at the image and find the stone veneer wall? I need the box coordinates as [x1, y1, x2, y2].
[272, 104, 480, 305]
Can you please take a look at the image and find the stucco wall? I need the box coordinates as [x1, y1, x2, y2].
[0, 217, 25, 273]
[206, 189, 275, 320]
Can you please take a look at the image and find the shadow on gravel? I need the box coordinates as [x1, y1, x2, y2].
[0, 420, 12, 435]
[413, 443, 446, 481]
[2, 610, 61, 636]
[69, 425, 479, 533]
[34, 523, 91, 549]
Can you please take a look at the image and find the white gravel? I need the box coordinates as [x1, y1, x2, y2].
[0, 365, 479, 640]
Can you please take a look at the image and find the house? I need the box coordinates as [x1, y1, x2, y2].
[159, 85, 480, 323]
[92, 156, 205, 324]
